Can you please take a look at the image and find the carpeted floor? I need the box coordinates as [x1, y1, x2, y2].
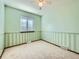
[1, 40, 79, 59]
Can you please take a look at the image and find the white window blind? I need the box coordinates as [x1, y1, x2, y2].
[20, 16, 34, 32]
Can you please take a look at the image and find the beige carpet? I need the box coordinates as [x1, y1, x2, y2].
[1, 40, 79, 59]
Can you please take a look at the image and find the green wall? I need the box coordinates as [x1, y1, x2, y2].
[5, 6, 41, 32]
[41, 0, 79, 53]
[42, 0, 79, 32]
[0, 0, 4, 56]
[5, 6, 41, 47]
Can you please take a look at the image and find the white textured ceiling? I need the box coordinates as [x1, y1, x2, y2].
[4, 0, 53, 15]
[4, 0, 43, 15]
[4, 0, 77, 15]
[4, 0, 52, 9]
[8, 0, 39, 9]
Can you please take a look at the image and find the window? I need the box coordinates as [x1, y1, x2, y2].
[20, 16, 34, 33]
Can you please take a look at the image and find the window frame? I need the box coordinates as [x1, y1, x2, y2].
[20, 16, 35, 33]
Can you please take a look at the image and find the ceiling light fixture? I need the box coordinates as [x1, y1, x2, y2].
[37, 0, 47, 9]
[31, 0, 51, 10]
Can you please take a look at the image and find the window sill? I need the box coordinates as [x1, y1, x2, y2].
[20, 31, 35, 33]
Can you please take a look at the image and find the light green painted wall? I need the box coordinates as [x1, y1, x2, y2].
[5, 6, 41, 32]
[0, 0, 4, 56]
[41, 0, 79, 53]
[42, 0, 79, 32]
[5, 6, 41, 47]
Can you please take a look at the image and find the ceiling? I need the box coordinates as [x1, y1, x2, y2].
[4, 0, 53, 9]
[4, 0, 77, 15]
[4, 0, 57, 15]
[4, 0, 44, 15]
